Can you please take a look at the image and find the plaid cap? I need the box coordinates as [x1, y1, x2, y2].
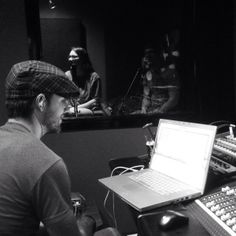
[5, 60, 80, 101]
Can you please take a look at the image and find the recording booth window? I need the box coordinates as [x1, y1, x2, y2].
[32, 0, 198, 130]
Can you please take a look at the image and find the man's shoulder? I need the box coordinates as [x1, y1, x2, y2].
[0, 124, 63, 192]
[24, 135, 61, 165]
[0, 123, 61, 170]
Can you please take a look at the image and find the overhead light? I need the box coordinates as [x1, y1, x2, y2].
[49, 0, 56, 9]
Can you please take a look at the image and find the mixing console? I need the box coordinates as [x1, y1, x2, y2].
[210, 132, 236, 175]
[194, 184, 236, 236]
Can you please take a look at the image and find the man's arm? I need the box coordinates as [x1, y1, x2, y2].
[159, 87, 179, 113]
[46, 213, 81, 236]
[141, 85, 150, 113]
[32, 160, 82, 236]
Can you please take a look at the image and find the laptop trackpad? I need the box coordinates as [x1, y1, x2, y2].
[123, 182, 145, 191]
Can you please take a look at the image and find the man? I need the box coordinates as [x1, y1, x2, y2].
[0, 61, 120, 236]
[140, 48, 180, 114]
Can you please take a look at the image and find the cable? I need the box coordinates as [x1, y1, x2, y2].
[137, 153, 149, 158]
[209, 120, 236, 135]
[103, 165, 145, 228]
[216, 123, 231, 131]
[209, 120, 231, 125]
[111, 165, 145, 176]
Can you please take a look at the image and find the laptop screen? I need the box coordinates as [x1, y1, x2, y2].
[150, 119, 216, 191]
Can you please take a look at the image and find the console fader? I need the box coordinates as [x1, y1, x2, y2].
[193, 184, 236, 236]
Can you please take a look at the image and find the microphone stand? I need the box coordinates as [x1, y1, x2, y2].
[142, 122, 155, 163]
[118, 67, 142, 114]
[142, 122, 155, 140]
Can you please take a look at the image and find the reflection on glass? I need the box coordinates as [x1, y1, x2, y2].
[111, 30, 181, 116]
[38, 0, 195, 123]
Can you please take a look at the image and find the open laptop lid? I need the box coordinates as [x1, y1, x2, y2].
[149, 119, 217, 193]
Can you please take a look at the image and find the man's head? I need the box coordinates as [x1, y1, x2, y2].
[142, 48, 159, 70]
[5, 60, 80, 133]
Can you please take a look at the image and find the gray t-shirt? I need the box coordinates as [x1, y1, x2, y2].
[0, 122, 78, 236]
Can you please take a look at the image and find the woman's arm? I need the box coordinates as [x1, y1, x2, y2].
[79, 73, 101, 110]
[89, 73, 101, 100]
[77, 99, 97, 109]
[65, 71, 72, 81]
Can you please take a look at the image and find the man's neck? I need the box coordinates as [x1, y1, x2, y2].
[8, 117, 45, 139]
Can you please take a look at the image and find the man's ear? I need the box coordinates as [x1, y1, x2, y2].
[35, 93, 47, 112]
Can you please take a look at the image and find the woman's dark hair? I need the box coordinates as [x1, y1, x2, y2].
[71, 47, 94, 73]
[69, 47, 95, 87]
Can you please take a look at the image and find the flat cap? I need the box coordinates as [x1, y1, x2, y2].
[5, 60, 80, 101]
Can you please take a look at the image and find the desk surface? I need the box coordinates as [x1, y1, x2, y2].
[137, 205, 210, 236]
[127, 173, 236, 236]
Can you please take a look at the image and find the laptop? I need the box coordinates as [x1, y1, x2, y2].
[99, 119, 217, 212]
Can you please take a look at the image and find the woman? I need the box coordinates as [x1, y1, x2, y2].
[65, 47, 101, 115]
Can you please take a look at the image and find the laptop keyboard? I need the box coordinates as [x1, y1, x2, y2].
[129, 171, 187, 195]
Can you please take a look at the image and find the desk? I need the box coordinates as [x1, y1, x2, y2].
[121, 173, 236, 236]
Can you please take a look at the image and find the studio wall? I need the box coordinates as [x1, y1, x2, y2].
[0, 0, 29, 125]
